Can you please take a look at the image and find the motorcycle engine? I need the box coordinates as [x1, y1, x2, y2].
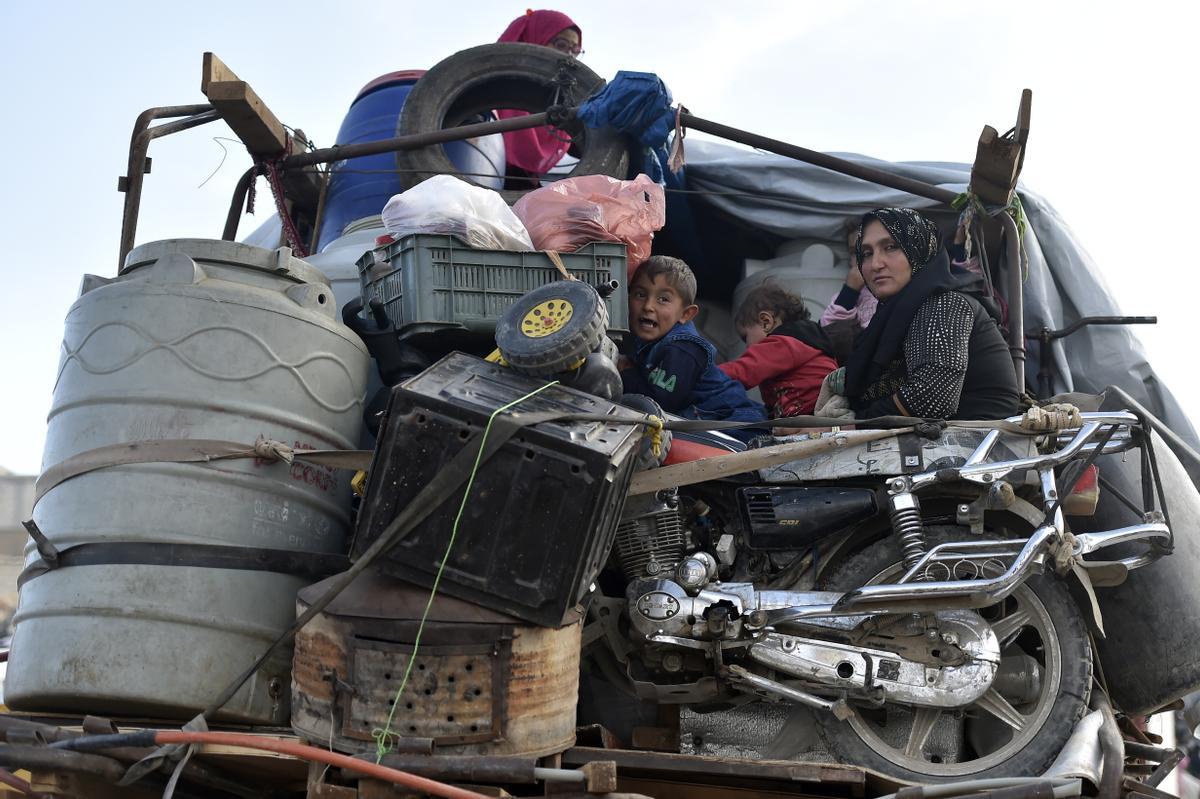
[612, 490, 689, 581]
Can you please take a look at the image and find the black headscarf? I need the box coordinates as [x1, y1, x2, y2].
[845, 208, 980, 401]
[853, 207, 941, 274]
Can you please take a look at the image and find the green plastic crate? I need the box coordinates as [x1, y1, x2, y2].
[357, 234, 629, 337]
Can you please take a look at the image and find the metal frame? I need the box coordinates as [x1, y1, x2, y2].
[728, 412, 1169, 627]
[118, 105, 221, 271]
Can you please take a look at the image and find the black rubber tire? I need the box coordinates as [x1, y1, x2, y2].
[496, 281, 607, 376]
[815, 526, 1092, 782]
[396, 43, 630, 205]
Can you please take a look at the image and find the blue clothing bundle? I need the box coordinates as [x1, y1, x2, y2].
[577, 71, 677, 185]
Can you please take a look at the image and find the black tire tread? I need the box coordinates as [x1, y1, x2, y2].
[396, 43, 630, 205]
[497, 282, 607, 376]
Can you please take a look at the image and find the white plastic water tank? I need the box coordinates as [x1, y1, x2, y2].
[734, 243, 846, 322]
[6, 239, 370, 723]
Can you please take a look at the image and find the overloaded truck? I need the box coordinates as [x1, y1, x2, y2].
[3, 44, 1200, 799]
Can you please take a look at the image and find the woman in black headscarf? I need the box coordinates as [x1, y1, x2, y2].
[842, 208, 1019, 420]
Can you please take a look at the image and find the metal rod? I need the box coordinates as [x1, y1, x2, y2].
[280, 111, 553, 170]
[677, 112, 960, 204]
[223, 166, 259, 241]
[1105, 384, 1200, 475]
[118, 104, 219, 271]
[997, 210, 1026, 390]
[276, 105, 960, 214]
[725, 664, 843, 714]
[1038, 317, 1158, 397]
[1045, 316, 1158, 342]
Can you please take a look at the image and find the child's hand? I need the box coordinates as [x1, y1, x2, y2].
[617, 355, 633, 371]
[845, 263, 865, 291]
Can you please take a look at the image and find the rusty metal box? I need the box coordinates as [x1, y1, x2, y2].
[352, 352, 644, 627]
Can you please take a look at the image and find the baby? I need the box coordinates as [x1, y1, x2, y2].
[721, 282, 839, 418]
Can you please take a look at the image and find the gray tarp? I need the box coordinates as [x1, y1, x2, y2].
[680, 139, 1198, 449]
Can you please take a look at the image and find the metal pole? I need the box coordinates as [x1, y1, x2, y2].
[677, 112, 960, 205]
[280, 111, 553, 170]
[997, 211, 1026, 391]
[1105, 384, 1200, 475]
[118, 105, 220, 271]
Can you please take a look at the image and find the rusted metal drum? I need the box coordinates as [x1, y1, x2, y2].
[292, 568, 580, 756]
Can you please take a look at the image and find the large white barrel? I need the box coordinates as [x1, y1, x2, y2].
[6, 240, 370, 724]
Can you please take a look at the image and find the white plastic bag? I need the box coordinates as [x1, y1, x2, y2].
[381, 175, 534, 251]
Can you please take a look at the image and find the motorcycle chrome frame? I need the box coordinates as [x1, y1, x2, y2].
[757, 412, 1171, 628]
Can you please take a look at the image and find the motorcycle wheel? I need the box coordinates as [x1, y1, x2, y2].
[815, 525, 1092, 782]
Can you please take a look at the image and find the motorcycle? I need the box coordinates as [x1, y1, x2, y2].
[584, 410, 1172, 782]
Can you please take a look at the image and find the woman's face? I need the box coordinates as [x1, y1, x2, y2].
[547, 28, 581, 55]
[858, 219, 913, 300]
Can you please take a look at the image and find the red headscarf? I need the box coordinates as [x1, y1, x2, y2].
[496, 9, 582, 175]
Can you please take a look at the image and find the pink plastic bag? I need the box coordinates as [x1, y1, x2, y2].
[512, 174, 666, 278]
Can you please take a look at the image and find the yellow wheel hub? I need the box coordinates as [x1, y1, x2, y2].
[520, 299, 574, 338]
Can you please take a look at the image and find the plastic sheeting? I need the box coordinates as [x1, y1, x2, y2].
[676, 139, 1198, 449]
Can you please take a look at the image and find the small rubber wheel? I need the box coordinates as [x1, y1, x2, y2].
[396, 43, 630, 205]
[496, 281, 607, 375]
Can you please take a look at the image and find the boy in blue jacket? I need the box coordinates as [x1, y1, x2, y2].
[620, 256, 767, 443]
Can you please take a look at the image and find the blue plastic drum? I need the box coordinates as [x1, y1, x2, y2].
[316, 71, 505, 251]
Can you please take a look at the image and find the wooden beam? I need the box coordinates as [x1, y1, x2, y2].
[628, 428, 904, 496]
[201, 51, 239, 94]
[201, 52, 289, 155]
[969, 89, 1033, 206]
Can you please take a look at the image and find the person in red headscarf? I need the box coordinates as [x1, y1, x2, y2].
[496, 9, 583, 179]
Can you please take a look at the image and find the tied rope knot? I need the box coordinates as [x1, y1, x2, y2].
[644, 414, 664, 458]
[1020, 403, 1083, 432]
[372, 727, 399, 762]
[667, 104, 688, 173]
[1052, 531, 1079, 572]
[253, 436, 295, 464]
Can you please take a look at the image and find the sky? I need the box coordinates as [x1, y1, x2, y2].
[0, 1, 1195, 475]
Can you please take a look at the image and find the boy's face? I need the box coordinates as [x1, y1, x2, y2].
[630, 272, 698, 342]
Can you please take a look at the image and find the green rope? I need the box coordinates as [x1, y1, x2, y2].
[371, 379, 560, 762]
[952, 190, 1030, 281]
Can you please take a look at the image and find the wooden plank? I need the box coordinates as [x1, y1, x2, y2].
[205, 80, 289, 154]
[562, 746, 867, 787]
[201, 51, 240, 95]
[628, 429, 903, 496]
[969, 89, 1033, 206]
[617, 776, 852, 799]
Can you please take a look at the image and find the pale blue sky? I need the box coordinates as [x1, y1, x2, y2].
[1, 1, 1195, 473]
